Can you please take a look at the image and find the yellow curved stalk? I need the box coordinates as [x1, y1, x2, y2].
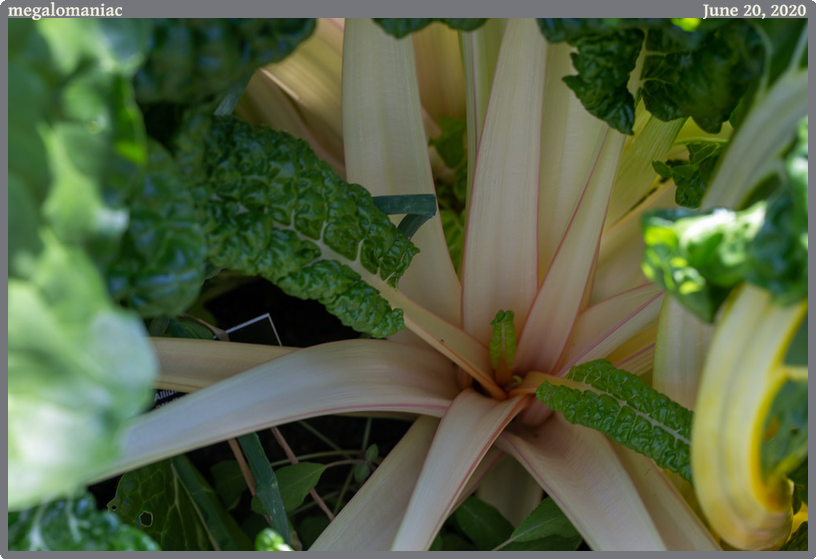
[692, 284, 807, 549]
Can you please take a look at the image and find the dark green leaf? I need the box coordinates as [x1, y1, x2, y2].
[779, 522, 807, 551]
[761, 380, 808, 481]
[135, 18, 316, 105]
[373, 18, 488, 39]
[165, 317, 213, 339]
[275, 462, 326, 513]
[430, 533, 444, 551]
[297, 515, 331, 550]
[453, 496, 514, 551]
[174, 116, 420, 338]
[9, 492, 159, 551]
[353, 462, 371, 483]
[508, 498, 580, 543]
[502, 535, 583, 551]
[440, 209, 465, 276]
[784, 316, 807, 366]
[107, 141, 206, 317]
[365, 443, 379, 463]
[429, 117, 467, 170]
[237, 433, 290, 546]
[441, 532, 479, 551]
[653, 141, 726, 208]
[108, 457, 251, 550]
[372, 194, 438, 217]
[211, 460, 248, 511]
[537, 360, 693, 482]
[789, 459, 808, 505]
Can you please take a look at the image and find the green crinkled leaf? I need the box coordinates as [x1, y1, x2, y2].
[761, 380, 808, 482]
[537, 19, 775, 135]
[641, 21, 763, 134]
[275, 463, 326, 513]
[175, 116, 419, 338]
[779, 522, 807, 551]
[107, 141, 207, 317]
[643, 116, 807, 320]
[9, 491, 159, 551]
[108, 456, 253, 551]
[537, 360, 693, 482]
[135, 18, 316, 105]
[653, 140, 726, 208]
[453, 496, 514, 551]
[373, 18, 488, 39]
[489, 309, 517, 371]
[211, 460, 248, 511]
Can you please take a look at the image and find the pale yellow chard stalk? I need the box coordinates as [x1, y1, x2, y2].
[90, 18, 720, 550]
[647, 24, 809, 550]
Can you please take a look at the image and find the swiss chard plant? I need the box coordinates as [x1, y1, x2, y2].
[8, 17, 808, 551]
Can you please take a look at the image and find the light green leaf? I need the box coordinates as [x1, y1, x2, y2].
[108, 457, 252, 550]
[276, 463, 326, 513]
[9, 491, 159, 551]
[453, 496, 514, 551]
[537, 359, 693, 482]
[255, 528, 293, 551]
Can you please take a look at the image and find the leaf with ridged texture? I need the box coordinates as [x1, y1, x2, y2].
[240, 19, 346, 175]
[177, 115, 419, 338]
[537, 360, 693, 482]
[611, 443, 720, 550]
[134, 18, 316, 105]
[516, 131, 626, 374]
[555, 283, 663, 375]
[537, 42, 606, 279]
[342, 18, 461, 327]
[373, 18, 488, 39]
[496, 416, 667, 550]
[9, 492, 159, 551]
[89, 340, 459, 483]
[391, 391, 529, 550]
[461, 19, 547, 347]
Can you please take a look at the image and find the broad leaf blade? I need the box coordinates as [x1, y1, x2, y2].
[276, 463, 326, 513]
[509, 498, 579, 543]
[453, 496, 513, 551]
